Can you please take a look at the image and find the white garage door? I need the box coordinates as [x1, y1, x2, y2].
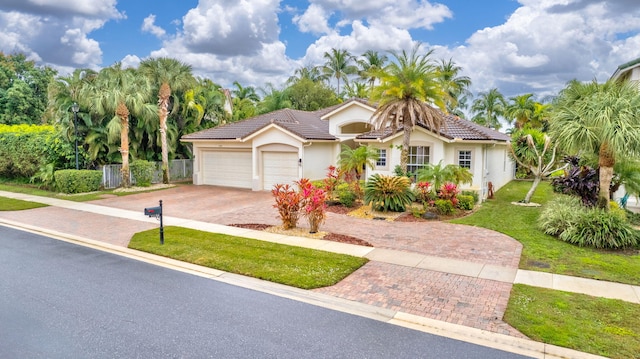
[263, 151, 299, 190]
[202, 150, 252, 188]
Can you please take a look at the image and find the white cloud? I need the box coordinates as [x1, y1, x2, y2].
[142, 14, 166, 38]
[0, 0, 123, 69]
[292, 3, 330, 35]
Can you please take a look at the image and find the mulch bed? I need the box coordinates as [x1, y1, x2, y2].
[229, 223, 373, 247]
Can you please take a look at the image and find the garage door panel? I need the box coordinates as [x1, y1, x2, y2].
[263, 152, 299, 190]
[202, 151, 252, 188]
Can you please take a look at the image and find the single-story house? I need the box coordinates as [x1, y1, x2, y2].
[181, 98, 515, 199]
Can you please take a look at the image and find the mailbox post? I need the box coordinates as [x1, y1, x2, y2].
[144, 200, 164, 244]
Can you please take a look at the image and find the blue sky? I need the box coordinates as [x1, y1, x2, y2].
[1, 0, 640, 100]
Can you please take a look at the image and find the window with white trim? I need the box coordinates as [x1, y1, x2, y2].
[376, 149, 387, 167]
[458, 150, 472, 169]
[407, 146, 430, 175]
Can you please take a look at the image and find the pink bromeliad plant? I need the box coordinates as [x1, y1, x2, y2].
[297, 178, 328, 233]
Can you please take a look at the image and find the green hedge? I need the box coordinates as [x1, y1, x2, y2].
[0, 124, 75, 179]
[54, 170, 102, 194]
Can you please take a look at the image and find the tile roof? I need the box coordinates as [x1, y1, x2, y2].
[181, 100, 510, 143]
[356, 113, 511, 142]
[181, 107, 336, 141]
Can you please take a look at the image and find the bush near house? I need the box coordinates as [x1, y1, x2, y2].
[364, 174, 415, 212]
[130, 160, 156, 187]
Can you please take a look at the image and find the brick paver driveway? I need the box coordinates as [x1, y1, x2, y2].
[74, 185, 527, 336]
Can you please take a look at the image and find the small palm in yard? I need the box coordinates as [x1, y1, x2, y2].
[338, 144, 379, 181]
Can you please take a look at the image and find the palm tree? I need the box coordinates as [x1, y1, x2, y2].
[343, 81, 369, 99]
[257, 83, 292, 114]
[471, 88, 506, 130]
[338, 144, 379, 181]
[357, 50, 388, 91]
[86, 63, 156, 187]
[287, 65, 323, 84]
[322, 48, 358, 96]
[370, 44, 446, 174]
[506, 93, 536, 129]
[436, 58, 472, 115]
[139, 57, 195, 183]
[550, 79, 640, 209]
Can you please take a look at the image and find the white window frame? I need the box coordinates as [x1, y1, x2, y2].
[376, 148, 387, 169]
[458, 150, 472, 169]
[407, 146, 430, 176]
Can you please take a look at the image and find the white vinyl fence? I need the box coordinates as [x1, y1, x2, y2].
[100, 159, 193, 189]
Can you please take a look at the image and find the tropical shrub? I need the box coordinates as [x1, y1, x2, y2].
[336, 182, 357, 207]
[414, 181, 432, 205]
[559, 209, 639, 249]
[438, 182, 459, 207]
[538, 196, 584, 236]
[434, 199, 455, 215]
[297, 178, 328, 233]
[322, 165, 343, 200]
[271, 184, 302, 229]
[364, 174, 415, 212]
[457, 195, 475, 210]
[54, 169, 102, 194]
[416, 161, 472, 189]
[130, 160, 156, 187]
[461, 190, 479, 204]
[552, 156, 599, 207]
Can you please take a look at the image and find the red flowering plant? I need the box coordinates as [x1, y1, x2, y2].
[297, 178, 328, 233]
[271, 183, 302, 229]
[415, 181, 432, 206]
[322, 165, 343, 201]
[438, 182, 459, 207]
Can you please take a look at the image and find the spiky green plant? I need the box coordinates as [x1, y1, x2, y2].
[364, 174, 415, 212]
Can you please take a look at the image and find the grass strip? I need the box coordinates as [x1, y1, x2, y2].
[506, 284, 640, 359]
[0, 196, 48, 211]
[129, 226, 368, 289]
[451, 181, 640, 285]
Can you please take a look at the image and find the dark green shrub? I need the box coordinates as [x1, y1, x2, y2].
[434, 199, 455, 215]
[457, 195, 475, 210]
[461, 190, 479, 203]
[559, 208, 639, 249]
[364, 174, 415, 212]
[537, 195, 583, 236]
[336, 183, 357, 207]
[130, 160, 156, 187]
[54, 169, 102, 194]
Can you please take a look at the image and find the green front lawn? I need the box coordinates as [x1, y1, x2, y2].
[0, 181, 170, 202]
[506, 284, 640, 359]
[129, 226, 368, 289]
[0, 196, 48, 211]
[451, 181, 640, 285]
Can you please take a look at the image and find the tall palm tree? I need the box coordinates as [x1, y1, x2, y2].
[471, 88, 506, 130]
[506, 93, 536, 129]
[257, 83, 292, 114]
[550, 79, 640, 209]
[322, 48, 357, 96]
[357, 50, 388, 92]
[287, 65, 323, 84]
[370, 43, 446, 174]
[436, 58, 472, 115]
[86, 63, 155, 187]
[139, 57, 195, 183]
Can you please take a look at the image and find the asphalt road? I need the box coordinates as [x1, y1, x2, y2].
[0, 225, 532, 358]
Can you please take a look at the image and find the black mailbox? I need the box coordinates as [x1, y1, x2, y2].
[144, 206, 162, 216]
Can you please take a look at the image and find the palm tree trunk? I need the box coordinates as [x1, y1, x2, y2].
[159, 83, 171, 184]
[117, 102, 131, 188]
[598, 143, 615, 210]
[401, 125, 411, 175]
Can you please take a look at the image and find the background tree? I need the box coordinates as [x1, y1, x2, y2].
[287, 65, 323, 84]
[257, 83, 292, 114]
[471, 88, 506, 129]
[231, 81, 259, 121]
[370, 44, 445, 174]
[509, 128, 566, 203]
[322, 48, 357, 96]
[140, 57, 195, 183]
[436, 58, 471, 116]
[0, 53, 56, 124]
[357, 50, 388, 92]
[550, 79, 640, 209]
[85, 63, 156, 187]
[287, 78, 339, 111]
[506, 93, 536, 129]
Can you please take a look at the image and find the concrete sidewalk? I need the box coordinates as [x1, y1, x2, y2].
[1, 189, 631, 359]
